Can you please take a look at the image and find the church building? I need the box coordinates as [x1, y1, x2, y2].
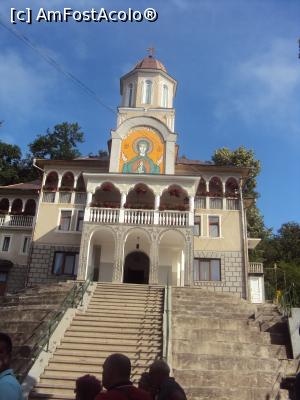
[0, 54, 264, 302]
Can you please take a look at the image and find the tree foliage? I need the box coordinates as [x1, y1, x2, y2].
[0, 141, 22, 185]
[212, 146, 261, 198]
[212, 146, 267, 238]
[29, 122, 84, 160]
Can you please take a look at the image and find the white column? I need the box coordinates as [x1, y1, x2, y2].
[222, 181, 226, 210]
[180, 250, 185, 287]
[188, 196, 194, 226]
[119, 192, 127, 223]
[55, 175, 62, 203]
[205, 181, 210, 209]
[154, 194, 160, 225]
[71, 176, 78, 204]
[84, 192, 93, 222]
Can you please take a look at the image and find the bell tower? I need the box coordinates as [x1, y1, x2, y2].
[109, 53, 178, 175]
[117, 52, 177, 132]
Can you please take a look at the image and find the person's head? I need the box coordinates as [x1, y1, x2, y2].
[137, 140, 149, 156]
[74, 374, 102, 400]
[138, 372, 152, 391]
[102, 353, 131, 389]
[149, 360, 170, 387]
[0, 332, 12, 373]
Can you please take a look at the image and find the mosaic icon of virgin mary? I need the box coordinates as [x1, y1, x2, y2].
[122, 139, 162, 174]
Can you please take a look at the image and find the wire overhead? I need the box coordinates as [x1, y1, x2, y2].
[0, 15, 117, 115]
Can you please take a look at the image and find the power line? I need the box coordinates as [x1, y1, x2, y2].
[0, 15, 117, 115]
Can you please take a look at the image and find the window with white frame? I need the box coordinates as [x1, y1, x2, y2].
[143, 80, 152, 104]
[127, 83, 134, 107]
[193, 216, 201, 236]
[194, 258, 221, 281]
[52, 252, 79, 275]
[76, 210, 84, 232]
[2, 236, 11, 252]
[21, 236, 31, 254]
[162, 84, 168, 107]
[58, 210, 72, 231]
[209, 216, 220, 237]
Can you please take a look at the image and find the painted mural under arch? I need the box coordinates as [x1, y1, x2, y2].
[119, 127, 165, 174]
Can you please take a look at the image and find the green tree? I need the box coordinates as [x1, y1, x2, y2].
[212, 146, 268, 239]
[0, 141, 22, 185]
[29, 122, 84, 160]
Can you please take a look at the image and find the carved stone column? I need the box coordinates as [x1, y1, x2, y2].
[184, 228, 194, 286]
[112, 227, 124, 283]
[77, 224, 92, 280]
[149, 229, 159, 284]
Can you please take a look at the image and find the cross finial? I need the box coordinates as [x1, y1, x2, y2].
[146, 47, 155, 57]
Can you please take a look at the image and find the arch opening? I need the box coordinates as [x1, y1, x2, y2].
[125, 184, 154, 210]
[123, 251, 149, 284]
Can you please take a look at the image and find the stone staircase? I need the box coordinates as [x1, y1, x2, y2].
[29, 283, 164, 399]
[0, 282, 75, 380]
[172, 287, 290, 400]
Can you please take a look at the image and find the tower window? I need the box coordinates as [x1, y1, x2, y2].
[143, 80, 152, 104]
[128, 83, 133, 107]
[162, 84, 168, 108]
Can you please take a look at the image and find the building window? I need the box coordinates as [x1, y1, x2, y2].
[143, 80, 152, 104]
[76, 210, 84, 232]
[194, 258, 221, 281]
[162, 84, 168, 107]
[2, 236, 11, 252]
[128, 83, 133, 107]
[193, 216, 201, 236]
[209, 216, 220, 237]
[59, 211, 72, 231]
[52, 252, 79, 275]
[21, 236, 31, 254]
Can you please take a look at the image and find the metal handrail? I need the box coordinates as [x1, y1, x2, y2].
[17, 279, 90, 382]
[279, 283, 297, 317]
[163, 278, 171, 363]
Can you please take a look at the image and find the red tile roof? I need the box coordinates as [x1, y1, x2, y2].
[134, 56, 167, 73]
[0, 180, 41, 190]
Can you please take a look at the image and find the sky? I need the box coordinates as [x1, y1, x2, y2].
[0, 0, 299, 232]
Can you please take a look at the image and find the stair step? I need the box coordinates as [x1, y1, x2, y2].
[57, 342, 161, 352]
[71, 319, 162, 329]
[55, 348, 161, 358]
[184, 386, 284, 400]
[173, 353, 281, 372]
[60, 336, 162, 346]
[67, 325, 161, 334]
[64, 330, 162, 340]
[51, 352, 160, 363]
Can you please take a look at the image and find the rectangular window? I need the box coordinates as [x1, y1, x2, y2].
[52, 252, 78, 275]
[209, 216, 220, 237]
[76, 210, 84, 232]
[59, 211, 72, 231]
[194, 258, 221, 281]
[21, 236, 31, 254]
[193, 216, 201, 236]
[2, 236, 11, 252]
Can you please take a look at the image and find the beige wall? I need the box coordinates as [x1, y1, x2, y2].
[194, 209, 243, 252]
[33, 202, 83, 246]
[0, 228, 31, 265]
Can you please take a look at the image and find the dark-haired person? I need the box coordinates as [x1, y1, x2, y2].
[149, 360, 186, 400]
[0, 332, 22, 400]
[74, 374, 102, 400]
[95, 353, 151, 400]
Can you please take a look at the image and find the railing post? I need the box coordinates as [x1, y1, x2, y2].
[154, 210, 159, 225]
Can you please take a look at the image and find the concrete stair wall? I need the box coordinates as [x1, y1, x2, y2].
[172, 287, 290, 400]
[0, 282, 75, 379]
[29, 283, 164, 400]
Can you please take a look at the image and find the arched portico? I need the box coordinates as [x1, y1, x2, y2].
[85, 227, 116, 282]
[158, 229, 186, 286]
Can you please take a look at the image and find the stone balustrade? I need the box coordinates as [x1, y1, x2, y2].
[0, 214, 34, 228]
[248, 262, 264, 274]
[86, 207, 191, 227]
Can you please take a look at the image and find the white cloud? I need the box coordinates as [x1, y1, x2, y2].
[214, 39, 300, 137]
[0, 50, 54, 116]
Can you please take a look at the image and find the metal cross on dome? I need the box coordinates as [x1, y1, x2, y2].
[147, 47, 155, 57]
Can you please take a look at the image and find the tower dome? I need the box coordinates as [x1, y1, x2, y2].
[134, 55, 167, 73]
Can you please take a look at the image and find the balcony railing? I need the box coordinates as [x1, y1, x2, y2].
[209, 197, 223, 210]
[59, 192, 72, 204]
[248, 262, 264, 274]
[42, 191, 56, 203]
[75, 192, 87, 205]
[86, 207, 191, 227]
[0, 214, 34, 228]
